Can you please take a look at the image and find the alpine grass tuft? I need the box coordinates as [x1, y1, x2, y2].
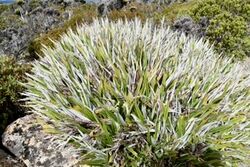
[24, 19, 250, 166]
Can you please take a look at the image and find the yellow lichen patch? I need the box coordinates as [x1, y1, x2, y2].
[36, 117, 62, 135]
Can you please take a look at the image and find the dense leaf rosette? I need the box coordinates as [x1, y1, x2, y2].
[24, 19, 250, 166]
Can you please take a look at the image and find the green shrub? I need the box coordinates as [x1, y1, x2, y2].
[191, 0, 250, 58]
[0, 56, 31, 134]
[25, 19, 250, 166]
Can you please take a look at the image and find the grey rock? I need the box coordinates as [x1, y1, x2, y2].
[2, 114, 80, 167]
[164, 0, 188, 5]
[97, 0, 129, 16]
[0, 26, 31, 56]
[62, 11, 71, 20]
[173, 16, 209, 38]
[0, 0, 85, 58]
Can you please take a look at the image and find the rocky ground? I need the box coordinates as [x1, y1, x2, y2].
[0, 0, 86, 59]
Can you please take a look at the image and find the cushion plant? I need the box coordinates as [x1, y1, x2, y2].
[24, 19, 250, 166]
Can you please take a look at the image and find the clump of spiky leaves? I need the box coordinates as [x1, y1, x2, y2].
[24, 19, 250, 166]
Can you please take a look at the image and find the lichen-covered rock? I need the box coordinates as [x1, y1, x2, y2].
[173, 16, 209, 38]
[2, 114, 80, 167]
[97, 0, 129, 16]
[0, 149, 26, 167]
[0, 0, 86, 59]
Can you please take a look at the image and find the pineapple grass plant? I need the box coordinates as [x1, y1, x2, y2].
[24, 19, 250, 166]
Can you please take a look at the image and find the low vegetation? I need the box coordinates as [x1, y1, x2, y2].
[0, 13, 24, 31]
[191, 0, 250, 58]
[0, 56, 31, 134]
[157, 0, 250, 59]
[25, 19, 250, 166]
[28, 4, 97, 58]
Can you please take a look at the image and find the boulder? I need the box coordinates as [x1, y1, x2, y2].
[2, 114, 80, 167]
[173, 16, 209, 38]
[97, 0, 129, 16]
